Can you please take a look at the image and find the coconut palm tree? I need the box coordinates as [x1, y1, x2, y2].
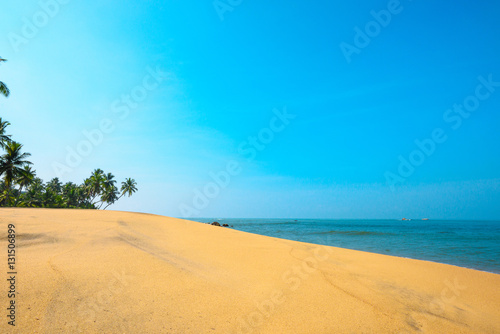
[0, 118, 12, 148]
[0, 141, 32, 206]
[121, 178, 137, 197]
[100, 185, 119, 209]
[0, 57, 9, 98]
[17, 166, 35, 191]
[0, 189, 10, 206]
[103, 178, 137, 210]
[18, 177, 44, 207]
[102, 172, 116, 189]
[97, 172, 117, 209]
[85, 168, 105, 205]
[46, 177, 63, 194]
[14, 165, 35, 206]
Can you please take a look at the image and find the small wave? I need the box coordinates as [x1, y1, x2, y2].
[311, 230, 393, 236]
[251, 221, 299, 226]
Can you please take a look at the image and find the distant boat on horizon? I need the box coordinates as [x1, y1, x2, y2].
[422, 218, 430, 221]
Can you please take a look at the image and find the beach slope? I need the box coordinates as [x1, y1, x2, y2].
[0, 208, 499, 333]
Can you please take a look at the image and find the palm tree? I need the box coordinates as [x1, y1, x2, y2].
[46, 177, 63, 194]
[14, 165, 35, 206]
[0, 189, 10, 206]
[21, 177, 45, 207]
[103, 178, 137, 210]
[85, 168, 104, 205]
[17, 166, 35, 192]
[61, 182, 77, 207]
[100, 185, 119, 209]
[0, 141, 32, 206]
[0, 118, 12, 148]
[121, 178, 138, 197]
[0, 181, 8, 206]
[0, 57, 9, 98]
[102, 172, 116, 189]
[98, 172, 117, 209]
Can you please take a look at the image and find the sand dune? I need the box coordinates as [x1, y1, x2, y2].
[0, 208, 499, 333]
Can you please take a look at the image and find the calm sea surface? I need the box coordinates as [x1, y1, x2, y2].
[192, 218, 500, 274]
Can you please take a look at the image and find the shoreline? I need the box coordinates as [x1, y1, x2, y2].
[192, 217, 500, 275]
[1, 208, 499, 333]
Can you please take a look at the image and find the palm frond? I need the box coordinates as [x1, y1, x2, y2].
[0, 82, 9, 98]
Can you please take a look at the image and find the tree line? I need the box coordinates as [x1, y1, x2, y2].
[0, 57, 137, 209]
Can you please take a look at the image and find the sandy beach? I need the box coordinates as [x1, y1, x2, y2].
[0, 208, 499, 333]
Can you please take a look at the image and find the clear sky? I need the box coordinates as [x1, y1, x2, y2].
[1, 0, 499, 219]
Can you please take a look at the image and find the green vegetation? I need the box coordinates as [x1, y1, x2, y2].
[0, 58, 137, 209]
[0, 57, 9, 98]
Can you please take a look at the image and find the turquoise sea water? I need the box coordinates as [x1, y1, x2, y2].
[192, 219, 500, 274]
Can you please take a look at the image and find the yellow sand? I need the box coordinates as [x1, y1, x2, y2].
[0, 209, 499, 333]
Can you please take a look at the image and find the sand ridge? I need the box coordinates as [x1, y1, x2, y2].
[0, 208, 499, 333]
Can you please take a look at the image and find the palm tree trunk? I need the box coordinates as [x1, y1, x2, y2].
[103, 193, 123, 210]
[7, 186, 12, 207]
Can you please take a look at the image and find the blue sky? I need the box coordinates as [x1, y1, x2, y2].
[1, 0, 499, 219]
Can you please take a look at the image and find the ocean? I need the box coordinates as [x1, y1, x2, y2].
[192, 218, 500, 274]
